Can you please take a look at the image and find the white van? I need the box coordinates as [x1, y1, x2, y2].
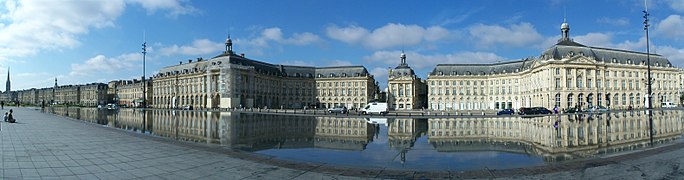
[662, 102, 676, 108]
[362, 102, 388, 115]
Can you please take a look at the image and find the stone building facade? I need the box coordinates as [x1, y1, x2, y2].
[426, 20, 683, 111]
[151, 36, 379, 109]
[116, 79, 152, 108]
[78, 83, 108, 107]
[387, 51, 427, 110]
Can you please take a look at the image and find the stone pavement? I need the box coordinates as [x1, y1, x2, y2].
[1, 107, 684, 179]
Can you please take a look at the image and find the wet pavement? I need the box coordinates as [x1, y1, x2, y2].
[1, 107, 684, 179]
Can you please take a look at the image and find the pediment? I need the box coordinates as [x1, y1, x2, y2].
[564, 56, 596, 65]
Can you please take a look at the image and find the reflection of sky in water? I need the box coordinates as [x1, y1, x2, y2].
[257, 124, 545, 171]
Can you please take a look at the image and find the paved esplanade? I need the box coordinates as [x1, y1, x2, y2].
[1, 108, 684, 179]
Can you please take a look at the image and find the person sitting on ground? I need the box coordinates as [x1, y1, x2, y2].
[7, 109, 14, 123]
[3, 112, 6, 122]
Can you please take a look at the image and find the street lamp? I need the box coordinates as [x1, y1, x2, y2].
[142, 41, 147, 108]
[643, 9, 652, 110]
[643, 3, 655, 146]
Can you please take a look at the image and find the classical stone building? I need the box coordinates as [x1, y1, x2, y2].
[116, 79, 152, 107]
[54, 85, 80, 105]
[78, 83, 108, 107]
[427, 20, 683, 111]
[387, 51, 427, 110]
[151, 36, 379, 109]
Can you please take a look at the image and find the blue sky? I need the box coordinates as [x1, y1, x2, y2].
[0, 0, 683, 91]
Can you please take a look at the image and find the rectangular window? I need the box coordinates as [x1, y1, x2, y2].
[587, 79, 592, 88]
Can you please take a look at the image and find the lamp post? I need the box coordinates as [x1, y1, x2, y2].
[142, 41, 147, 108]
[643, 4, 654, 145]
[643, 9, 652, 110]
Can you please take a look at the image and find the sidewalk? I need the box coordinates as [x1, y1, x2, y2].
[1, 107, 684, 179]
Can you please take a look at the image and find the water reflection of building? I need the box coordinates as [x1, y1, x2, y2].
[427, 111, 684, 161]
[313, 117, 376, 150]
[387, 118, 427, 150]
[219, 114, 376, 151]
[150, 110, 217, 143]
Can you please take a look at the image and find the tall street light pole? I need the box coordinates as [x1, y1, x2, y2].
[142, 40, 147, 108]
[644, 9, 652, 110]
[643, 2, 654, 146]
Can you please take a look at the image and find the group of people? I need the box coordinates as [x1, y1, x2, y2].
[3, 109, 14, 123]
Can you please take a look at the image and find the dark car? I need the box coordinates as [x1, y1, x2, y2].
[564, 107, 582, 113]
[518, 107, 535, 115]
[328, 106, 348, 113]
[533, 107, 552, 114]
[497, 109, 515, 115]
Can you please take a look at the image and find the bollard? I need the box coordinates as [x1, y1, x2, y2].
[409, 112, 411, 116]
[395, 112, 398, 116]
[421, 112, 424, 116]
[482, 112, 485, 116]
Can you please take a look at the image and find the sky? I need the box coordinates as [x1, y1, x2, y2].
[0, 0, 683, 91]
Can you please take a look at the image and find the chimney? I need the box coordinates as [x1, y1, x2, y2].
[179, 61, 182, 65]
[240, 53, 245, 57]
[188, 59, 192, 63]
[197, 57, 203, 62]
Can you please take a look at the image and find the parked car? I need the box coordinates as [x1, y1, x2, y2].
[533, 107, 552, 114]
[497, 109, 515, 115]
[328, 106, 348, 113]
[589, 105, 609, 112]
[662, 102, 676, 108]
[518, 107, 535, 115]
[563, 107, 583, 113]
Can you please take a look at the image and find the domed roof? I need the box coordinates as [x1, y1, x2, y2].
[561, 22, 569, 29]
[225, 36, 232, 44]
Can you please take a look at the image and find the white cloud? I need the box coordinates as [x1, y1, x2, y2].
[70, 53, 140, 76]
[656, 45, 684, 67]
[248, 27, 321, 46]
[574, 32, 614, 48]
[668, 0, 684, 12]
[596, 17, 630, 26]
[127, 0, 197, 17]
[655, 15, 684, 40]
[236, 27, 321, 56]
[0, 0, 126, 58]
[325, 25, 368, 44]
[0, 0, 196, 62]
[325, 23, 451, 49]
[364, 50, 506, 70]
[468, 22, 543, 48]
[159, 39, 224, 56]
[327, 60, 353, 67]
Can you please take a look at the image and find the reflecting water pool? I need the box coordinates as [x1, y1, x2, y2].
[45, 107, 684, 171]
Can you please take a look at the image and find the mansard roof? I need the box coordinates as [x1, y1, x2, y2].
[315, 66, 370, 78]
[541, 40, 672, 67]
[430, 59, 535, 76]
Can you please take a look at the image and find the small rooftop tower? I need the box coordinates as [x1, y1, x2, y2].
[225, 35, 233, 54]
[561, 17, 570, 41]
